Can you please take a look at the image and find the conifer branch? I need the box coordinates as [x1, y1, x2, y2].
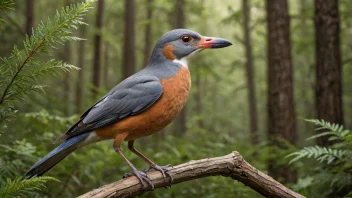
[0, 176, 58, 198]
[0, 0, 96, 105]
[0, 0, 15, 27]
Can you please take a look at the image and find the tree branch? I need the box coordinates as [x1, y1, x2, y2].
[78, 152, 304, 198]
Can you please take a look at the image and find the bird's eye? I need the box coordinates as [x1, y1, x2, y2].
[180, 35, 192, 43]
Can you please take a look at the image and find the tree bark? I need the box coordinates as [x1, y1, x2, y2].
[266, 0, 297, 183]
[78, 152, 304, 198]
[143, 0, 153, 67]
[173, 0, 187, 135]
[25, 0, 34, 36]
[76, 25, 86, 113]
[122, 0, 136, 78]
[242, 0, 258, 144]
[175, 0, 185, 28]
[314, 0, 343, 146]
[92, 0, 104, 97]
[103, 42, 109, 88]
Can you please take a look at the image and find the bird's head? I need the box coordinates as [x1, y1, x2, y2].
[150, 29, 232, 67]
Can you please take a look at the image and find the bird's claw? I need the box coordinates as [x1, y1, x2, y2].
[123, 169, 154, 190]
[144, 164, 173, 184]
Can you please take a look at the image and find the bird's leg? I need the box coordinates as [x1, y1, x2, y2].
[113, 135, 154, 189]
[128, 140, 173, 183]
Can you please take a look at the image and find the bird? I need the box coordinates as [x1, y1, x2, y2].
[26, 29, 232, 188]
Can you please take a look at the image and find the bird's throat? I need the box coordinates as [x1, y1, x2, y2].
[172, 49, 201, 68]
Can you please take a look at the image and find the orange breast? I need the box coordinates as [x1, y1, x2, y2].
[96, 66, 191, 141]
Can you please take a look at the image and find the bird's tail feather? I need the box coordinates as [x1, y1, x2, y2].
[26, 133, 91, 178]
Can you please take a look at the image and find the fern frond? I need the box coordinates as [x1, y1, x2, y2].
[0, 140, 39, 179]
[304, 119, 351, 141]
[0, 176, 58, 198]
[287, 146, 346, 164]
[0, 0, 96, 107]
[306, 132, 337, 141]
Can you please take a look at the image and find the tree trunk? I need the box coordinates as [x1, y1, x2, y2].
[314, 0, 343, 146]
[242, 0, 258, 144]
[174, 0, 187, 135]
[266, 0, 297, 183]
[143, 0, 153, 67]
[103, 42, 109, 88]
[92, 0, 104, 97]
[25, 0, 34, 36]
[76, 25, 86, 113]
[122, 0, 136, 78]
[175, 0, 185, 28]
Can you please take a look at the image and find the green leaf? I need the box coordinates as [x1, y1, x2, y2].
[287, 146, 346, 164]
[306, 131, 336, 141]
[0, 0, 97, 125]
[0, 176, 58, 198]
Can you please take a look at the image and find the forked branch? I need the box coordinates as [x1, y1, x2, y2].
[78, 152, 304, 198]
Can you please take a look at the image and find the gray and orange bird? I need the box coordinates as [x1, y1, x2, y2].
[26, 29, 232, 188]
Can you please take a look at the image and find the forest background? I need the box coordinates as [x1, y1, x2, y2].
[0, 0, 351, 197]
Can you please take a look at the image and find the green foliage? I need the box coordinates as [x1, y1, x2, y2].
[0, 139, 58, 198]
[305, 119, 352, 141]
[0, 0, 350, 197]
[0, 176, 58, 198]
[0, 1, 97, 197]
[0, 140, 37, 179]
[0, 0, 14, 13]
[287, 146, 346, 164]
[0, 0, 96, 126]
[0, 0, 14, 27]
[288, 119, 352, 197]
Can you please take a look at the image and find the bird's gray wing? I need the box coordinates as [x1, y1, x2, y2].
[61, 75, 163, 139]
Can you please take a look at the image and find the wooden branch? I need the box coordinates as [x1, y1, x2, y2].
[78, 152, 304, 198]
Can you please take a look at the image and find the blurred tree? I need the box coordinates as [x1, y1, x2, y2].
[103, 42, 109, 88]
[76, 25, 86, 113]
[2, 0, 351, 196]
[143, 0, 153, 67]
[266, 0, 296, 183]
[174, 0, 187, 135]
[242, 0, 258, 144]
[25, 0, 34, 36]
[314, 0, 343, 146]
[175, 0, 185, 28]
[122, 0, 136, 78]
[92, 0, 104, 97]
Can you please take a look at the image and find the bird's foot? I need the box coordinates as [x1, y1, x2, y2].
[123, 169, 154, 190]
[144, 164, 173, 186]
